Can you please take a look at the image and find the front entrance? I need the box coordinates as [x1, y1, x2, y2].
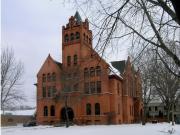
[61, 107, 74, 122]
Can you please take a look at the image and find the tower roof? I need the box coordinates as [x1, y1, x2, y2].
[74, 11, 82, 23]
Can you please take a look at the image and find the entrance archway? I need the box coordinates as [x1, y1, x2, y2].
[61, 107, 74, 122]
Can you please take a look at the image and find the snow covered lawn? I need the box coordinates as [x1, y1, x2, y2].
[1, 123, 180, 135]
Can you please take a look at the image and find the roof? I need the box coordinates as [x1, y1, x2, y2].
[54, 61, 62, 69]
[109, 74, 123, 81]
[74, 11, 82, 23]
[111, 60, 126, 74]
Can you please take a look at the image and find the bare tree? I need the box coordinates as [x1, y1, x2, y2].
[1, 47, 25, 114]
[150, 60, 180, 125]
[68, 0, 180, 76]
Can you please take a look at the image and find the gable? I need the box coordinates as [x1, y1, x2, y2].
[37, 55, 62, 76]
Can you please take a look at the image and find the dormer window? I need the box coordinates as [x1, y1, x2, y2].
[70, 33, 74, 41]
[76, 32, 80, 39]
[64, 34, 69, 42]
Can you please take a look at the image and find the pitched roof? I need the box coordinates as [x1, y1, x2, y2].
[111, 60, 126, 74]
[74, 11, 82, 23]
[54, 61, 62, 69]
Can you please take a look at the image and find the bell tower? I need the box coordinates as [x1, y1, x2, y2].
[62, 11, 92, 68]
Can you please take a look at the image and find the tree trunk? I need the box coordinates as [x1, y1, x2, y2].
[65, 96, 69, 128]
[142, 105, 147, 125]
[172, 103, 175, 126]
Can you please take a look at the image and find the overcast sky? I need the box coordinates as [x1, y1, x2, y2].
[2, 0, 128, 107]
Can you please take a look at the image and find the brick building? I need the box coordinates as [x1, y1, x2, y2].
[36, 12, 143, 125]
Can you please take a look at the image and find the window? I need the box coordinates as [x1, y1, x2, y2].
[97, 81, 101, 93]
[90, 67, 95, 77]
[83, 33, 85, 40]
[50, 105, 55, 116]
[73, 83, 79, 91]
[42, 87, 46, 97]
[70, 33, 74, 41]
[52, 72, 56, 81]
[89, 38, 91, 44]
[155, 106, 158, 111]
[118, 104, 120, 114]
[67, 56, 71, 66]
[44, 106, 48, 116]
[86, 103, 91, 115]
[84, 68, 89, 78]
[48, 86, 51, 97]
[90, 82, 95, 93]
[86, 35, 88, 42]
[47, 73, 51, 82]
[42, 74, 46, 82]
[96, 66, 101, 76]
[84, 82, 89, 94]
[95, 103, 100, 115]
[76, 32, 80, 39]
[149, 107, 151, 111]
[52, 86, 56, 97]
[74, 55, 77, 65]
[64, 34, 69, 42]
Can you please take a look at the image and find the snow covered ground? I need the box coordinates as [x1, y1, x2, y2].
[1, 123, 180, 135]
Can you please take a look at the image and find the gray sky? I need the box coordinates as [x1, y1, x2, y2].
[2, 0, 128, 107]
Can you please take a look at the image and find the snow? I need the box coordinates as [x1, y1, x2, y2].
[1, 109, 35, 116]
[1, 123, 180, 135]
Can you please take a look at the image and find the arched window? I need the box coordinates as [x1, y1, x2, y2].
[95, 103, 100, 115]
[89, 38, 91, 44]
[44, 106, 48, 116]
[47, 73, 51, 82]
[64, 34, 69, 42]
[90, 67, 95, 77]
[42, 74, 46, 82]
[86, 103, 91, 115]
[84, 68, 89, 78]
[96, 66, 101, 76]
[70, 33, 74, 41]
[74, 55, 77, 65]
[50, 105, 55, 116]
[67, 56, 71, 66]
[76, 32, 80, 39]
[52, 72, 56, 81]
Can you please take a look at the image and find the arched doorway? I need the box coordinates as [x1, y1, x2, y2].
[61, 107, 74, 122]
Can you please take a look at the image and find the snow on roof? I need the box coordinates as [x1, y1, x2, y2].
[1, 109, 36, 116]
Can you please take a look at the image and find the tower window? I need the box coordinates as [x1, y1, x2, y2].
[84, 68, 89, 78]
[67, 56, 71, 66]
[76, 32, 80, 39]
[83, 33, 85, 40]
[74, 55, 77, 65]
[48, 86, 51, 97]
[89, 38, 91, 44]
[97, 81, 101, 93]
[96, 66, 101, 76]
[86, 103, 91, 115]
[90, 82, 95, 93]
[44, 106, 48, 116]
[64, 34, 69, 42]
[90, 67, 95, 77]
[95, 103, 100, 115]
[70, 33, 74, 41]
[50, 105, 55, 116]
